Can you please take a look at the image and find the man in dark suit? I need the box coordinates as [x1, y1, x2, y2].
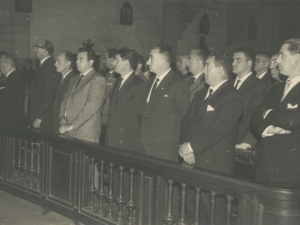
[52, 51, 76, 134]
[106, 48, 146, 152]
[29, 40, 61, 132]
[100, 49, 120, 144]
[186, 49, 209, 101]
[140, 45, 190, 162]
[252, 38, 300, 185]
[231, 47, 267, 150]
[180, 52, 242, 225]
[176, 54, 192, 79]
[0, 54, 26, 128]
[254, 51, 277, 86]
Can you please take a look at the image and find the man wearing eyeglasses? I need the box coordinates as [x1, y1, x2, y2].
[254, 51, 277, 86]
[230, 47, 267, 151]
[29, 40, 61, 132]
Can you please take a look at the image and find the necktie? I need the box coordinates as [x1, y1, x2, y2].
[113, 77, 123, 98]
[190, 76, 196, 85]
[203, 88, 213, 104]
[282, 79, 292, 101]
[234, 79, 241, 89]
[149, 78, 159, 99]
[75, 75, 84, 88]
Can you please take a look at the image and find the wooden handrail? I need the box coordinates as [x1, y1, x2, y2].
[0, 126, 299, 225]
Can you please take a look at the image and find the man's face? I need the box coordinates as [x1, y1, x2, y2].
[34, 42, 46, 60]
[232, 52, 251, 76]
[55, 53, 70, 74]
[277, 44, 297, 76]
[76, 51, 92, 74]
[103, 53, 116, 70]
[270, 54, 280, 78]
[187, 53, 202, 75]
[147, 48, 164, 74]
[114, 54, 127, 74]
[204, 56, 220, 86]
[177, 56, 188, 73]
[254, 54, 270, 73]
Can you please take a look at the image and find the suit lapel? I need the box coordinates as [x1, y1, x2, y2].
[237, 74, 255, 93]
[281, 82, 300, 106]
[115, 72, 135, 99]
[71, 69, 95, 94]
[194, 81, 229, 121]
[190, 73, 204, 92]
[149, 70, 174, 102]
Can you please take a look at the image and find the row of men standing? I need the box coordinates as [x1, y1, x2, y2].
[0, 39, 300, 187]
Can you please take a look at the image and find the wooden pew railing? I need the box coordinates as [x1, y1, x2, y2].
[0, 127, 299, 225]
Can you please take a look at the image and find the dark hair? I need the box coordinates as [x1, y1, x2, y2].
[191, 48, 209, 66]
[116, 47, 138, 71]
[151, 44, 172, 64]
[234, 47, 255, 66]
[210, 52, 232, 77]
[256, 50, 271, 60]
[60, 50, 75, 69]
[284, 38, 300, 55]
[25, 58, 33, 66]
[105, 49, 118, 59]
[79, 47, 95, 61]
[2, 54, 17, 68]
[137, 54, 145, 72]
[42, 40, 54, 55]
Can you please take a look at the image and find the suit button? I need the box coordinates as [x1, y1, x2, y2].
[144, 117, 147, 120]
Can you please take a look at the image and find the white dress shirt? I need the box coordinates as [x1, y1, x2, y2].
[119, 70, 133, 89]
[234, 72, 252, 90]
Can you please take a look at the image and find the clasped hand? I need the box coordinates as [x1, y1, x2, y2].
[179, 143, 195, 165]
[267, 125, 291, 135]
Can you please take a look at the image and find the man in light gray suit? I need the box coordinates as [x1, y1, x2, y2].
[59, 48, 106, 143]
[186, 49, 209, 101]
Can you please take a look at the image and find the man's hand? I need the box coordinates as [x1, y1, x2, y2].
[33, 119, 42, 128]
[179, 143, 192, 157]
[267, 126, 291, 135]
[235, 143, 251, 150]
[59, 125, 74, 134]
[183, 152, 195, 165]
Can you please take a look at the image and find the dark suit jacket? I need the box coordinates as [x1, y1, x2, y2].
[229, 74, 267, 148]
[29, 57, 61, 132]
[24, 68, 35, 88]
[60, 69, 106, 141]
[260, 70, 277, 87]
[251, 81, 300, 184]
[140, 69, 190, 162]
[0, 70, 26, 128]
[185, 73, 207, 101]
[52, 70, 76, 134]
[181, 81, 242, 175]
[106, 73, 146, 152]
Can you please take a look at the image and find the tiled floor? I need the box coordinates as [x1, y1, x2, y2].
[0, 191, 73, 225]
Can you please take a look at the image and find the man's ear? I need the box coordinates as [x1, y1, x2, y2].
[88, 59, 94, 67]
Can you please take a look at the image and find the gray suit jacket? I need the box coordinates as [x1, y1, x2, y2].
[185, 73, 207, 101]
[60, 69, 106, 140]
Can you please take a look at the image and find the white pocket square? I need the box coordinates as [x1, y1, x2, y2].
[287, 103, 298, 109]
[164, 95, 168, 97]
[207, 105, 214, 111]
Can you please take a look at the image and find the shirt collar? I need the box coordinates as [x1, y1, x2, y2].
[5, 69, 15, 78]
[40, 56, 51, 65]
[209, 79, 228, 92]
[287, 76, 300, 85]
[155, 68, 171, 81]
[193, 69, 205, 80]
[121, 70, 133, 82]
[257, 70, 268, 79]
[236, 71, 252, 82]
[82, 67, 94, 76]
[62, 69, 72, 80]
